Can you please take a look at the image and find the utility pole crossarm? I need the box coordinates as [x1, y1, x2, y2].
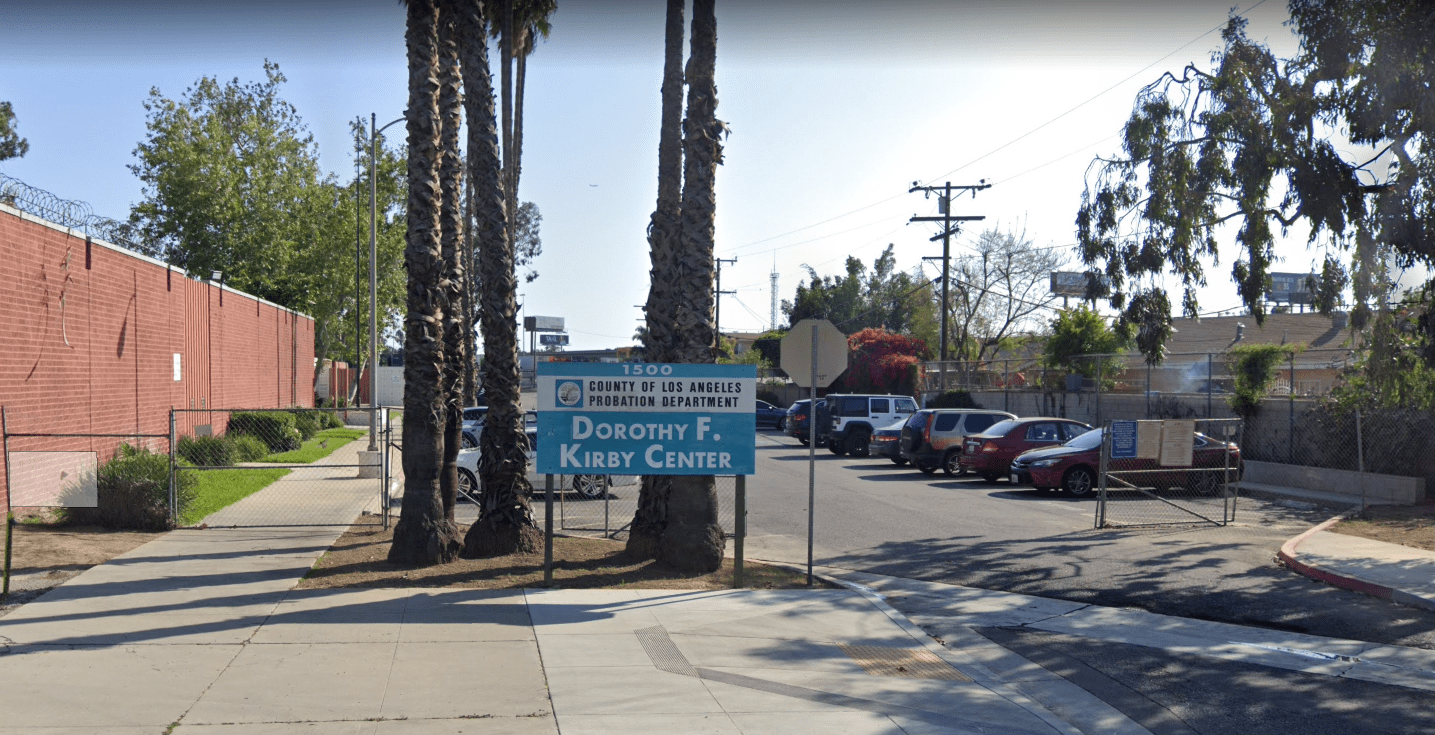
[906, 180, 989, 374]
[909, 216, 985, 222]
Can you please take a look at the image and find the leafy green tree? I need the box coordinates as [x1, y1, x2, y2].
[1226, 343, 1301, 418]
[1042, 306, 1131, 387]
[783, 245, 935, 336]
[0, 101, 29, 161]
[1077, 4, 1435, 365]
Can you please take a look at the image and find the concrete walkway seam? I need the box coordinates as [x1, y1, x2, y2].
[1277, 515, 1435, 614]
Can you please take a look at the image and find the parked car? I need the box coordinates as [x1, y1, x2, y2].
[461, 409, 536, 451]
[785, 399, 829, 447]
[456, 422, 636, 501]
[756, 400, 787, 430]
[866, 419, 911, 464]
[825, 394, 920, 457]
[1009, 427, 1241, 497]
[900, 409, 1016, 475]
[959, 417, 1092, 482]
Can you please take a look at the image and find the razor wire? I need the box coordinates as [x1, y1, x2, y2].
[1, 173, 150, 254]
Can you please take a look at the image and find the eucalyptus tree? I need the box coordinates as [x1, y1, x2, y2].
[0, 101, 28, 161]
[457, 0, 541, 556]
[389, 0, 462, 565]
[628, 0, 686, 560]
[1076, 4, 1435, 365]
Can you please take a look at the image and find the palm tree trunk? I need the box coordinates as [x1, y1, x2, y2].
[456, 0, 540, 556]
[628, 0, 686, 560]
[389, 0, 461, 566]
[659, 0, 726, 573]
[499, 0, 515, 226]
[437, 2, 466, 522]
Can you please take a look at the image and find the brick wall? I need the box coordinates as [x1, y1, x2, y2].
[0, 204, 316, 511]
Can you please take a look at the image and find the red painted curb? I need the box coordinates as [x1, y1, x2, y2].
[1277, 514, 1396, 602]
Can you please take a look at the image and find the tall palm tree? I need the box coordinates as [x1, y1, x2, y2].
[456, 0, 541, 556]
[659, 0, 726, 572]
[437, 1, 467, 521]
[627, 0, 686, 560]
[389, 0, 462, 565]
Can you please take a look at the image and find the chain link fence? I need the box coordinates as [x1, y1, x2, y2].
[171, 408, 381, 527]
[1095, 418, 1244, 528]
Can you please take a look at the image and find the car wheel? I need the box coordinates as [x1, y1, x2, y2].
[457, 468, 481, 503]
[917, 463, 938, 475]
[776, 417, 786, 431]
[942, 451, 966, 476]
[461, 432, 478, 449]
[1063, 467, 1095, 497]
[845, 431, 870, 457]
[1192, 471, 1223, 496]
[573, 474, 607, 499]
[796, 436, 809, 446]
[828, 440, 847, 456]
[891, 457, 908, 466]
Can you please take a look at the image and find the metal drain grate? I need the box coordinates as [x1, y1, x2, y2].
[635, 625, 699, 677]
[836, 644, 972, 681]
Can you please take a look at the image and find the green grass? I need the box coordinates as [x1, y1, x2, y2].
[181, 468, 291, 526]
[259, 428, 365, 464]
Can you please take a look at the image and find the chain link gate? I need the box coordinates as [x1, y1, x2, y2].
[171, 408, 383, 528]
[1096, 418, 1244, 528]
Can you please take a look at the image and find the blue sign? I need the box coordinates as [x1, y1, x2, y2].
[1110, 420, 1138, 459]
[536, 363, 757, 475]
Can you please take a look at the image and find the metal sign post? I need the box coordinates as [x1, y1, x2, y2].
[808, 324, 817, 586]
[780, 319, 848, 587]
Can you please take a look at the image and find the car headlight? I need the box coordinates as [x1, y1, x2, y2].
[1030, 458, 1060, 468]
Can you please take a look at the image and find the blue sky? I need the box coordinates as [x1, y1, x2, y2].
[8, 0, 1388, 352]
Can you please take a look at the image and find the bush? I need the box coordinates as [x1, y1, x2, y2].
[229, 434, 270, 462]
[228, 411, 302, 453]
[321, 411, 344, 429]
[65, 444, 194, 530]
[292, 411, 321, 440]
[177, 435, 234, 467]
[930, 390, 981, 409]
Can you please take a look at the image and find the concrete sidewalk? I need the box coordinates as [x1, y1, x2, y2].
[1278, 516, 1435, 613]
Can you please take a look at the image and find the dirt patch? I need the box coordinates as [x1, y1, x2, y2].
[299, 514, 828, 591]
[1330, 503, 1435, 553]
[1, 520, 165, 617]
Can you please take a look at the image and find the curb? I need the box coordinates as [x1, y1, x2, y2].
[1277, 515, 1435, 613]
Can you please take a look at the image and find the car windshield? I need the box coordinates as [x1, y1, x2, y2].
[1065, 428, 1104, 449]
[981, 419, 1021, 437]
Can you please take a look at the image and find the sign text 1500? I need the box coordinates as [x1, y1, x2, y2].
[621, 364, 675, 376]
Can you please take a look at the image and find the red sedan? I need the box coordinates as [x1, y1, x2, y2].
[1009, 428, 1241, 497]
[958, 418, 1091, 482]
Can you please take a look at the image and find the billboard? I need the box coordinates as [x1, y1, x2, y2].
[524, 316, 565, 332]
[1269, 273, 1312, 303]
[539, 333, 569, 346]
[1050, 271, 1111, 298]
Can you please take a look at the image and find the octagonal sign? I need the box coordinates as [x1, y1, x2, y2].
[781, 319, 848, 388]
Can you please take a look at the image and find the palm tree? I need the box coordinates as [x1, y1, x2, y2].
[627, 0, 686, 560]
[389, 0, 462, 565]
[456, 0, 541, 556]
[658, 0, 726, 572]
[437, 1, 467, 521]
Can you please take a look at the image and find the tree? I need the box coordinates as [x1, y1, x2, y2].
[458, 0, 542, 556]
[389, 0, 462, 566]
[1077, 5, 1435, 365]
[659, 0, 726, 573]
[783, 246, 935, 336]
[843, 328, 930, 395]
[629, 0, 687, 560]
[1042, 306, 1131, 388]
[437, 3, 467, 523]
[0, 101, 29, 161]
[946, 227, 1068, 361]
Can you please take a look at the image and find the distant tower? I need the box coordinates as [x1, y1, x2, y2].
[770, 262, 779, 331]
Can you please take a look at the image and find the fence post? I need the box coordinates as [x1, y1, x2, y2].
[1207, 353, 1213, 418]
[1356, 409, 1366, 511]
[543, 474, 554, 586]
[1288, 351, 1296, 463]
[169, 410, 177, 526]
[1003, 359, 1010, 413]
[734, 475, 746, 588]
[2, 407, 9, 595]
[1145, 362, 1153, 419]
[1095, 360, 1103, 427]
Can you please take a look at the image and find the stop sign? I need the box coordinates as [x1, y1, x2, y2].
[781, 319, 848, 388]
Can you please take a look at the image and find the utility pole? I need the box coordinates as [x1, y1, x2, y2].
[910, 181, 989, 390]
[715, 256, 736, 343]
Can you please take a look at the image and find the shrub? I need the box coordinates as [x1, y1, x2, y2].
[756, 389, 782, 406]
[65, 444, 195, 530]
[177, 435, 235, 467]
[1225, 344, 1299, 418]
[228, 411, 302, 452]
[320, 411, 345, 429]
[229, 434, 270, 462]
[930, 390, 980, 409]
[292, 411, 321, 440]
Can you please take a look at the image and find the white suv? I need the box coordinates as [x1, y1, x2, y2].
[825, 394, 920, 457]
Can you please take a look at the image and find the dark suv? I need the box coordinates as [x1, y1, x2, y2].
[825, 394, 919, 457]
[785, 399, 829, 447]
[899, 409, 1015, 475]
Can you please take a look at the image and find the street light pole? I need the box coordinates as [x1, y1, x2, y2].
[369, 112, 405, 451]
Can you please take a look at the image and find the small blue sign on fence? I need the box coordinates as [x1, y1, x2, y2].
[1110, 420, 1138, 459]
[536, 363, 757, 475]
